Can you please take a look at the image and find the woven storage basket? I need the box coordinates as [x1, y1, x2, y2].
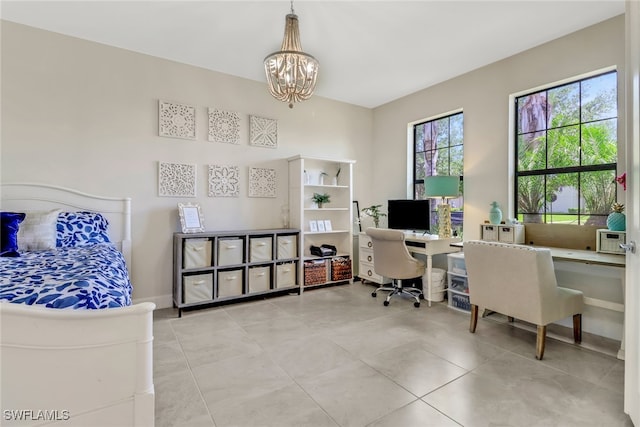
[331, 257, 352, 281]
[304, 260, 328, 286]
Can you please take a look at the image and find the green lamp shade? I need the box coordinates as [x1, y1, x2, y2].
[424, 176, 459, 199]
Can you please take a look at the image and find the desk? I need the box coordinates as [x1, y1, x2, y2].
[544, 247, 626, 359]
[458, 242, 626, 358]
[402, 233, 462, 306]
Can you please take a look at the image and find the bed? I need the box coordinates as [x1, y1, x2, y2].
[0, 183, 155, 427]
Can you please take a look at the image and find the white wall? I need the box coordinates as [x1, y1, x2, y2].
[0, 21, 374, 307]
[1, 16, 626, 307]
[372, 15, 626, 240]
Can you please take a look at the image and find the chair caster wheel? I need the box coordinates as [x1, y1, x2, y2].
[383, 301, 390, 306]
[371, 292, 377, 298]
[414, 302, 421, 308]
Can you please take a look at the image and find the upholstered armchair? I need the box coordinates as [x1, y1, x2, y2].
[464, 240, 584, 360]
[365, 227, 425, 307]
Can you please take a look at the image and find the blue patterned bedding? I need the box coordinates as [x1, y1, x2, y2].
[0, 243, 132, 309]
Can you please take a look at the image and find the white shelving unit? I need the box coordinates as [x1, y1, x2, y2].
[288, 155, 355, 291]
[447, 252, 470, 313]
[480, 223, 525, 244]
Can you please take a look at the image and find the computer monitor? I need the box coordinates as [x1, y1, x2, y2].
[387, 199, 431, 232]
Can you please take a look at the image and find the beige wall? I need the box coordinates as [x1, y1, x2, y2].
[372, 15, 626, 239]
[1, 16, 626, 307]
[0, 21, 374, 306]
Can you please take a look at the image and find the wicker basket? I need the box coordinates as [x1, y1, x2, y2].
[331, 257, 352, 281]
[304, 260, 328, 286]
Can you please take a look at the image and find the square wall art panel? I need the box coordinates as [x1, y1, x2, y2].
[208, 165, 240, 197]
[158, 162, 197, 197]
[159, 100, 196, 140]
[249, 115, 277, 148]
[248, 167, 276, 198]
[208, 108, 240, 144]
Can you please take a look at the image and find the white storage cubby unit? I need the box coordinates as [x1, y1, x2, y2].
[358, 232, 391, 285]
[173, 228, 300, 316]
[596, 229, 626, 254]
[287, 155, 355, 290]
[480, 223, 525, 244]
[447, 252, 470, 313]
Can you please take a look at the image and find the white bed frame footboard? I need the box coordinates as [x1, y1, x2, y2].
[0, 302, 155, 427]
[0, 183, 154, 426]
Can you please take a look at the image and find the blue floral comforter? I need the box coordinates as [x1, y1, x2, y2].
[0, 244, 132, 309]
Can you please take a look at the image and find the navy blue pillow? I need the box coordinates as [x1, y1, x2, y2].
[1, 212, 26, 257]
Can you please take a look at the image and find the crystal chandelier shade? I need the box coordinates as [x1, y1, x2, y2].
[264, 10, 318, 108]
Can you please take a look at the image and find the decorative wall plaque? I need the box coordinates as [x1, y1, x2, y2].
[158, 100, 196, 140]
[249, 115, 277, 148]
[158, 162, 197, 197]
[208, 165, 240, 197]
[208, 108, 240, 144]
[248, 167, 276, 198]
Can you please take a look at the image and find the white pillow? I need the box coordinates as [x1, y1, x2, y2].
[17, 209, 62, 251]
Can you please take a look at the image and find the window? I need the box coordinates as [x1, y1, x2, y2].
[413, 112, 464, 234]
[515, 71, 618, 226]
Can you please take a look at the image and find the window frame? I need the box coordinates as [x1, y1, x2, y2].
[513, 70, 619, 226]
[412, 111, 464, 233]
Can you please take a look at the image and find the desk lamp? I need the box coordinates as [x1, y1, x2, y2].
[424, 176, 459, 238]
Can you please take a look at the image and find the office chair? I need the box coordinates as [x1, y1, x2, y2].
[464, 240, 584, 360]
[365, 227, 425, 307]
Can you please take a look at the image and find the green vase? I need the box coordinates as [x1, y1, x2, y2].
[489, 201, 502, 225]
[607, 212, 626, 231]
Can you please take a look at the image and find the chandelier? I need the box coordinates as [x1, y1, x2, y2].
[264, 2, 318, 108]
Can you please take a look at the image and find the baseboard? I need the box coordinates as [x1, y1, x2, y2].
[133, 294, 172, 309]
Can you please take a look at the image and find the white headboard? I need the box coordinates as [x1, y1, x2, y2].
[0, 182, 132, 266]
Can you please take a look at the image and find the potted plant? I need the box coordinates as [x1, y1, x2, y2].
[361, 204, 386, 228]
[312, 192, 330, 208]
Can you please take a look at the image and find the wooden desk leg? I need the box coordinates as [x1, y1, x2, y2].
[426, 255, 433, 307]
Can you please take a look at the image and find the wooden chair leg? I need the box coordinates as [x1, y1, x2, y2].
[536, 325, 547, 360]
[573, 314, 582, 343]
[469, 304, 478, 333]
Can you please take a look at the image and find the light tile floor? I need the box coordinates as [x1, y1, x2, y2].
[153, 282, 632, 427]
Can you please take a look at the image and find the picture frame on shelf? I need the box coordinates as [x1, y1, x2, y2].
[324, 220, 333, 231]
[353, 200, 361, 233]
[309, 220, 318, 232]
[178, 202, 205, 233]
[317, 220, 326, 232]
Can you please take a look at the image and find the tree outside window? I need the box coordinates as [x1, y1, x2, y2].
[414, 112, 464, 235]
[515, 71, 618, 225]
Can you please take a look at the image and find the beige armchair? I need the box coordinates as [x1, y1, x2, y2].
[464, 240, 584, 360]
[365, 227, 425, 307]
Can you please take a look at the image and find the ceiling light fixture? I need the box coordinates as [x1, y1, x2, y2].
[264, 1, 318, 109]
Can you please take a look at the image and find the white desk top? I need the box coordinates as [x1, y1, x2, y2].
[545, 246, 625, 268]
[360, 230, 461, 255]
[403, 232, 456, 241]
[455, 241, 625, 268]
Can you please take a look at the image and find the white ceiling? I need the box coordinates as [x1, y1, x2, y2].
[1, 0, 625, 108]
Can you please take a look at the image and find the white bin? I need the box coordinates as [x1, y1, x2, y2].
[249, 237, 272, 262]
[183, 238, 212, 269]
[276, 235, 297, 260]
[218, 269, 243, 297]
[218, 238, 244, 266]
[424, 267, 447, 302]
[183, 274, 213, 303]
[248, 266, 271, 293]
